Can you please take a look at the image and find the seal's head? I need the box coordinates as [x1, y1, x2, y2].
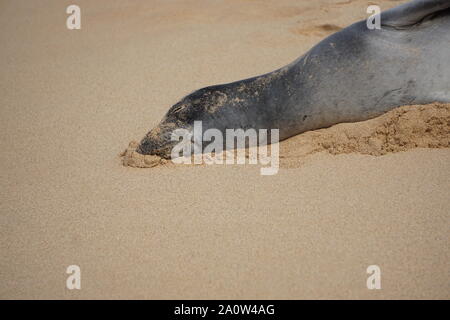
[136, 86, 231, 159]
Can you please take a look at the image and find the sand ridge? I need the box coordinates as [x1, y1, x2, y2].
[281, 102, 450, 167]
[122, 102, 450, 169]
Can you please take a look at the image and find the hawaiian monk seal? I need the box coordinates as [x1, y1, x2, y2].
[136, 0, 450, 159]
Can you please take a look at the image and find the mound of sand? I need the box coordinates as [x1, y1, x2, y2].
[281, 102, 450, 167]
[122, 103, 450, 168]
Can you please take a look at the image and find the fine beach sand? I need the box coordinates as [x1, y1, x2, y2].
[1, 0, 449, 299]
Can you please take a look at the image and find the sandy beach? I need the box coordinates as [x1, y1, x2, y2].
[1, 0, 449, 299]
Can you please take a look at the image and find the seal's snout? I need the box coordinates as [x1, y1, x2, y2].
[136, 123, 180, 159]
[136, 138, 156, 155]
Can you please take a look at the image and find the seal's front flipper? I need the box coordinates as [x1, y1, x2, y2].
[381, 0, 450, 28]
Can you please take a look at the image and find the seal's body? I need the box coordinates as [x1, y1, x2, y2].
[137, 0, 450, 158]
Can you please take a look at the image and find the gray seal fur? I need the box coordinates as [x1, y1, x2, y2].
[137, 0, 450, 158]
